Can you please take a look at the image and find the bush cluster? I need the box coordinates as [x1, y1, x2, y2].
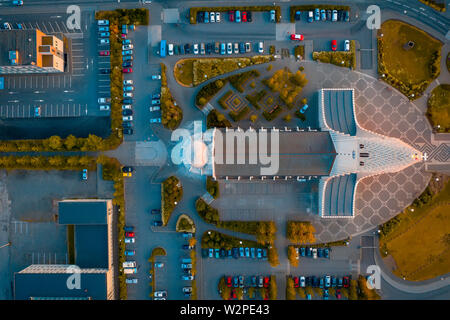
[245, 89, 266, 110]
[229, 106, 250, 122]
[262, 105, 282, 121]
[161, 63, 183, 130]
[201, 230, 264, 250]
[0, 155, 96, 171]
[418, 0, 446, 12]
[287, 221, 316, 244]
[206, 176, 220, 199]
[312, 40, 356, 69]
[206, 109, 232, 129]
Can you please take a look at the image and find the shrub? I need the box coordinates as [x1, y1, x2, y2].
[201, 230, 264, 250]
[229, 106, 250, 122]
[262, 105, 283, 121]
[245, 89, 266, 110]
[286, 277, 296, 300]
[294, 45, 305, 60]
[269, 45, 275, 55]
[206, 109, 232, 129]
[418, 0, 446, 12]
[196, 198, 220, 224]
[250, 114, 258, 122]
[295, 110, 306, 121]
[206, 176, 220, 199]
[288, 245, 299, 267]
[268, 246, 279, 267]
[161, 63, 183, 130]
[287, 221, 316, 244]
[269, 276, 277, 299]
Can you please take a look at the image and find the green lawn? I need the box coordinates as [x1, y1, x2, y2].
[379, 20, 442, 89]
[427, 84, 450, 132]
[380, 179, 450, 281]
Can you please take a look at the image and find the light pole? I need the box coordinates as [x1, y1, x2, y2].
[0, 242, 11, 249]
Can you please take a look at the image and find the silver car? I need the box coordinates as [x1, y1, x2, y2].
[227, 42, 232, 54]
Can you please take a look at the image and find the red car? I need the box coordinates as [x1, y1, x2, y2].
[343, 276, 350, 288]
[293, 277, 299, 288]
[242, 11, 247, 22]
[123, 68, 133, 73]
[290, 34, 304, 41]
[336, 289, 342, 299]
[226, 276, 232, 288]
[230, 289, 236, 299]
[125, 232, 135, 237]
[99, 50, 110, 56]
[331, 39, 337, 51]
[229, 10, 235, 22]
[263, 276, 269, 288]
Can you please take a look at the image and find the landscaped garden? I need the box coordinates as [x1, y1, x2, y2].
[426, 84, 450, 132]
[161, 176, 183, 226]
[379, 174, 450, 281]
[175, 214, 196, 233]
[161, 63, 183, 130]
[312, 40, 356, 69]
[378, 20, 442, 99]
[174, 56, 273, 87]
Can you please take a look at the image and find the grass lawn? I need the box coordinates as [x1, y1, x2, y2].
[174, 56, 272, 87]
[379, 20, 442, 88]
[380, 179, 450, 281]
[427, 84, 450, 132]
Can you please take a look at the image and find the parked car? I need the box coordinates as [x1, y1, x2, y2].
[153, 220, 162, 226]
[98, 97, 111, 104]
[229, 11, 235, 22]
[168, 43, 174, 56]
[263, 276, 269, 288]
[151, 99, 161, 105]
[125, 232, 135, 238]
[122, 50, 133, 55]
[262, 248, 267, 260]
[123, 92, 133, 98]
[204, 11, 209, 23]
[239, 275, 244, 288]
[245, 42, 251, 53]
[150, 118, 161, 123]
[98, 20, 109, 26]
[125, 278, 138, 284]
[184, 43, 191, 54]
[344, 11, 350, 22]
[99, 50, 110, 56]
[300, 104, 309, 114]
[124, 85, 134, 91]
[82, 169, 88, 180]
[245, 247, 250, 257]
[235, 10, 241, 23]
[233, 276, 239, 288]
[99, 105, 110, 111]
[232, 247, 239, 259]
[210, 11, 215, 23]
[323, 289, 329, 300]
[343, 276, 350, 288]
[182, 244, 195, 250]
[123, 67, 133, 73]
[233, 43, 239, 54]
[239, 42, 245, 54]
[319, 277, 324, 288]
[226, 276, 232, 287]
[247, 11, 252, 22]
[206, 43, 212, 54]
[250, 247, 256, 258]
[338, 277, 343, 287]
[193, 44, 199, 55]
[257, 248, 262, 259]
[123, 55, 133, 62]
[344, 40, 350, 51]
[99, 38, 110, 45]
[99, 68, 110, 74]
[293, 277, 299, 288]
[123, 128, 133, 135]
[98, 26, 109, 32]
[200, 43, 205, 55]
[99, 32, 110, 37]
[295, 11, 301, 21]
[239, 247, 244, 257]
[331, 276, 337, 287]
[208, 248, 213, 258]
[125, 250, 135, 256]
[325, 275, 331, 288]
[123, 98, 133, 104]
[216, 12, 221, 22]
[242, 11, 247, 22]
[300, 247, 306, 257]
[314, 8, 320, 21]
[197, 11, 204, 23]
[122, 121, 133, 128]
[149, 106, 160, 112]
[258, 41, 264, 53]
[214, 248, 220, 259]
[320, 9, 326, 21]
[312, 247, 318, 259]
[154, 262, 164, 268]
[154, 290, 166, 298]
[269, 10, 276, 22]
[181, 263, 192, 269]
[123, 116, 133, 121]
[332, 9, 338, 21]
[290, 34, 304, 41]
[227, 42, 232, 55]
[124, 226, 134, 232]
[327, 9, 332, 21]
[331, 39, 337, 51]
[300, 276, 306, 288]
[258, 276, 264, 288]
[125, 238, 135, 244]
[318, 248, 323, 258]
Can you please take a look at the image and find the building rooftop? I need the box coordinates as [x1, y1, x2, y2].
[0, 29, 37, 66]
[75, 225, 108, 268]
[58, 200, 108, 225]
[213, 130, 337, 177]
[321, 89, 357, 136]
[14, 271, 107, 300]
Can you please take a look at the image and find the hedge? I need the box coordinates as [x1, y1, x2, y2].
[294, 45, 305, 60]
[262, 105, 283, 121]
[218, 90, 233, 109]
[206, 109, 232, 129]
[289, 5, 350, 22]
[312, 40, 356, 69]
[229, 106, 250, 122]
[206, 176, 220, 199]
[190, 6, 281, 24]
[418, 0, 446, 12]
[0, 155, 97, 171]
[201, 230, 265, 249]
[245, 89, 266, 110]
[160, 63, 183, 130]
[162, 176, 183, 226]
[95, 8, 149, 25]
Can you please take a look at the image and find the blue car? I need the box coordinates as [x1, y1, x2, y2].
[323, 289, 329, 300]
[204, 11, 209, 23]
[300, 104, 309, 114]
[262, 248, 268, 260]
[344, 11, 350, 22]
[317, 248, 323, 258]
[125, 250, 135, 256]
[239, 247, 244, 257]
[300, 247, 306, 257]
[250, 247, 256, 258]
[208, 248, 213, 258]
[320, 9, 326, 21]
[314, 8, 320, 21]
[319, 277, 324, 288]
[235, 10, 241, 23]
[245, 247, 250, 257]
[124, 226, 134, 232]
[324, 248, 330, 258]
[257, 248, 262, 259]
[214, 248, 220, 258]
[82, 169, 88, 180]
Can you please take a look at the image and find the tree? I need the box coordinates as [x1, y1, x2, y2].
[287, 246, 299, 267]
[268, 246, 279, 267]
[269, 276, 277, 300]
[64, 135, 78, 151]
[48, 135, 63, 150]
[189, 237, 197, 247]
[286, 277, 296, 300]
[301, 98, 308, 105]
[283, 113, 292, 122]
[287, 221, 316, 244]
[296, 287, 306, 299]
[250, 114, 258, 123]
[349, 279, 358, 300]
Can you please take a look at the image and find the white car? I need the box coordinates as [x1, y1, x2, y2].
[312, 248, 318, 259]
[227, 42, 232, 54]
[210, 12, 215, 23]
[122, 44, 134, 50]
[123, 92, 134, 98]
[344, 40, 350, 51]
[168, 43, 174, 56]
[216, 12, 221, 23]
[98, 97, 111, 104]
[150, 118, 162, 123]
[258, 41, 264, 53]
[122, 104, 132, 110]
[99, 38, 110, 45]
[149, 106, 161, 112]
[125, 237, 135, 243]
[332, 10, 338, 22]
[123, 80, 134, 85]
[300, 276, 306, 288]
[152, 74, 161, 80]
[99, 105, 110, 111]
[123, 116, 133, 121]
[125, 278, 138, 284]
[193, 43, 199, 55]
[154, 291, 167, 298]
[98, 20, 109, 26]
[234, 43, 239, 54]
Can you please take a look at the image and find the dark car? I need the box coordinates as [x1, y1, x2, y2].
[151, 209, 160, 214]
[312, 276, 318, 287]
[227, 249, 232, 258]
[153, 220, 163, 226]
[122, 121, 133, 128]
[247, 11, 252, 22]
[317, 248, 323, 258]
[123, 128, 133, 135]
[326, 9, 332, 21]
[319, 277, 324, 288]
[239, 42, 245, 54]
[262, 248, 267, 260]
[124, 226, 134, 232]
[122, 109, 133, 116]
[251, 276, 257, 287]
[306, 247, 312, 257]
[337, 10, 343, 21]
[219, 248, 226, 258]
[331, 276, 337, 287]
[324, 248, 330, 258]
[294, 10, 301, 21]
[206, 43, 212, 54]
[123, 55, 133, 62]
[197, 11, 204, 23]
[344, 10, 349, 22]
[184, 43, 191, 54]
[305, 276, 311, 287]
[122, 166, 134, 173]
[123, 98, 133, 104]
[100, 68, 111, 74]
[232, 247, 239, 259]
[201, 248, 208, 258]
[300, 247, 306, 257]
[338, 277, 343, 287]
[123, 61, 132, 68]
[182, 244, 194, 250]
[343, 276, 350, 288]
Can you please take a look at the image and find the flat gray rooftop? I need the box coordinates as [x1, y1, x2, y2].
[214, 130, 336, 177]
[58, 200, 107, 225]
[0, 29, 37, 66]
